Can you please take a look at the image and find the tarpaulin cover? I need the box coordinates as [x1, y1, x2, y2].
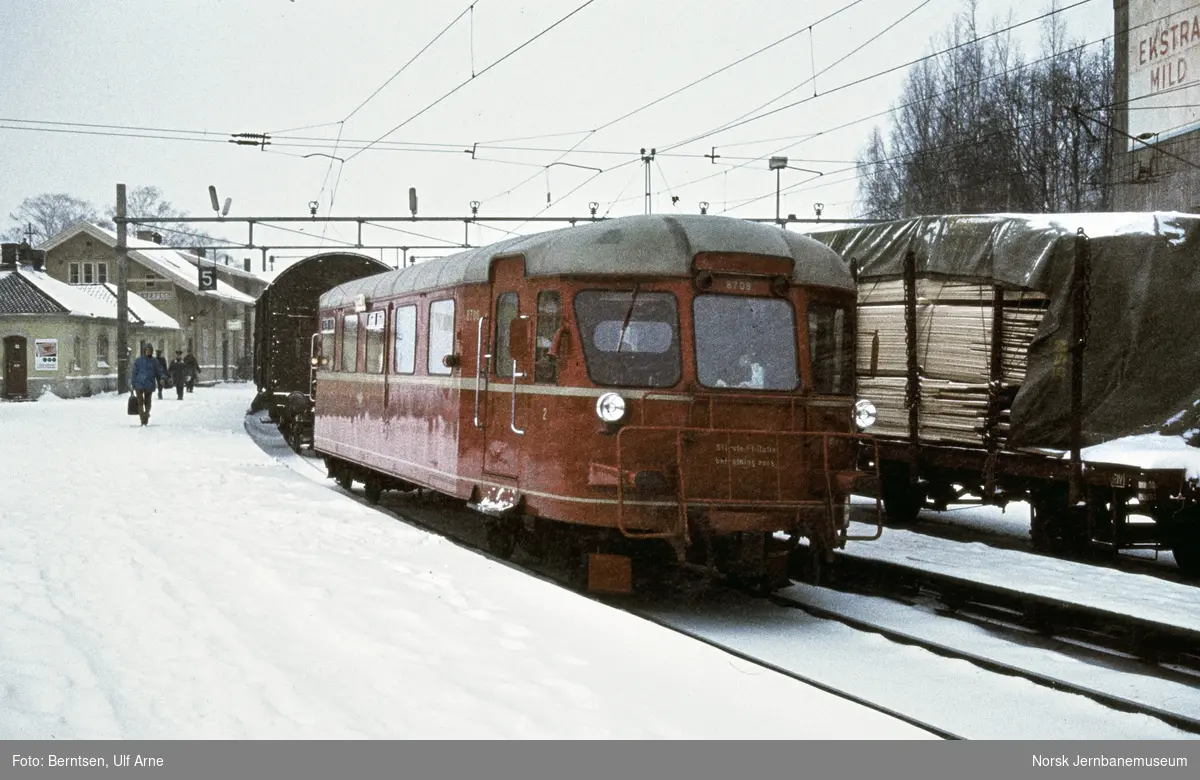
[808, 212, 1200, 449]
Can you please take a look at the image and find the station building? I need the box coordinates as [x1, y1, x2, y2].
[35, 222, 258, 379]
[0, 251, 179, 399]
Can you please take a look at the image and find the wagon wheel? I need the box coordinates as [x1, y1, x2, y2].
[335, 467, 353, 491]
[485, 520, 517, 561]
[364, 478, 384, 505]
[1029, 489, 1087, 557]
[1171, 527, 1200, 577]
[880, 463, 922, 526]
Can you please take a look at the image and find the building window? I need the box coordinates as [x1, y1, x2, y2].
[96, 333, 110, 368]
[82, 263, 94, 284]
[394, 305, 416, 374]
[97, 263, 108, 284]
[69, 263, 80, 284]
[341, 312, 358, 372]
[73, 336, 81, 371]
[428, 299, 455, 375]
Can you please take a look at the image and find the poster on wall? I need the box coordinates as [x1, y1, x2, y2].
[1128, 0, 1200, 149]
[34, 339, 58, 371]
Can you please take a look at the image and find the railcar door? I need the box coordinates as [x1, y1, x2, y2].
[483, 257, 529, 480]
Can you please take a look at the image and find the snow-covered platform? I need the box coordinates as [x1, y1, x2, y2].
[0, 385, 933, 739]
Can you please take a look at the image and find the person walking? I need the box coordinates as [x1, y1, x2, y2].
[183, 350, 200, 393]
[169, 350, 188, 400]
[154, 349, 169, 400]
[130, 344, 167, 426]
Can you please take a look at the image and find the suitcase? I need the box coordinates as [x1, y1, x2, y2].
[127, 394, 139, 416]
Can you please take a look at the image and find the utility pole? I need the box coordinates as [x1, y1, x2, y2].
[641, 147, 656, 214]
[116, 184, 129, 394]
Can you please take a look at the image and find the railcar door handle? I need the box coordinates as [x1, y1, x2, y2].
[511, 359, 526, 435]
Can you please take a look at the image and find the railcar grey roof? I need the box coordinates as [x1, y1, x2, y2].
[319, 214, 851, 309]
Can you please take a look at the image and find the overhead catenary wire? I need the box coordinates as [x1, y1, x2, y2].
[611, 17, 1123, 211]
[657, 0, 1096, 154]
[344, 0, 601, 163]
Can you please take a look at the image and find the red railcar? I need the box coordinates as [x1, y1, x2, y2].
[312, 215, 880, 592]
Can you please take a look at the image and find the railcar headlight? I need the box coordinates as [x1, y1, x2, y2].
[596, 392, 627, 424]
[854, 398, 877, 430]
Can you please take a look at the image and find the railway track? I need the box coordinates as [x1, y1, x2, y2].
[754, 569, 1200, 736]
[245, 413, 1200, 739]
[874, 508, 1196, 587]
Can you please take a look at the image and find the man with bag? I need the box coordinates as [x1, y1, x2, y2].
[183, 350, 200, 393]
[130, 343, 167, 426]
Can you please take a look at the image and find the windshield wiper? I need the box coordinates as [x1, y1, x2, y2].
[616, 284, 640, 353]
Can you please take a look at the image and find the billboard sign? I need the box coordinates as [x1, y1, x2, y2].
[33, 339, 58, 371]
[1128, 1, 1200, 149]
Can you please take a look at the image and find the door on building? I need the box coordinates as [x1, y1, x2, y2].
[3, 335, 28, 398]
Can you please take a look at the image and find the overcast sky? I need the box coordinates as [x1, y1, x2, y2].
[2, 0, 1111, 263]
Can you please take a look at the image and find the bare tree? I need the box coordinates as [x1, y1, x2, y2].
[856, 2, 1112, 218]
[104, 185, 216, 249]
[3, 193, 108, 244]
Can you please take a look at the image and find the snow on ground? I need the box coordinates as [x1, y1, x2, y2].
[843, 507, 1200, 634]
[0, 385, 931, 740]
[639, 589, 1198, 740]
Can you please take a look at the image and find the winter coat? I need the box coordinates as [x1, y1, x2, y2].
[169, 357, 189, 383]
[131, 354, 166, 390]
[183, 353, 200, 378]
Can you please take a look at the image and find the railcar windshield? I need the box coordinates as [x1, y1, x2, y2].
[694, 295, 799, 391]
[574, 290, 681, 388]
[808, 301, 854, 395]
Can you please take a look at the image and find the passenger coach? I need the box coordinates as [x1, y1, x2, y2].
[312, 214, 880, 593]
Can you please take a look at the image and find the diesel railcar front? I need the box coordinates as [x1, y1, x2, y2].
[310, 215, 882, 593]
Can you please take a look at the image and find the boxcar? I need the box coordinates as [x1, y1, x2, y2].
[252, 251, 390, 425]
[312, 215, 881, 592]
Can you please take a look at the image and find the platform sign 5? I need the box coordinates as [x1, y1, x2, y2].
[198, 266, 217, 291]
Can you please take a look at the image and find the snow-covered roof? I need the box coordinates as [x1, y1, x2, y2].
[39, 222, 255, 306]
[76, 282, 182, 329]
[6, 266, 180, 328]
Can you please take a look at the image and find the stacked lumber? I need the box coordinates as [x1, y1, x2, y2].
[856, 277, 1047, 448]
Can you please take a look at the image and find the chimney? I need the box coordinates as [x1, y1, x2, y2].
[244, 257, 251, 272]
[1, 243, 18, 269]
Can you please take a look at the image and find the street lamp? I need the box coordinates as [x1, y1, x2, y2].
[767, 157, 822, 225]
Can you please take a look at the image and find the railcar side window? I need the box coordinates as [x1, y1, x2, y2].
[534, 291, 561, 384]
[394, 305, 416, 374]
[319, 317, 336, 368]
[364, 310, 386, 374]
[808, 302, 854, 395]
[341, 312, 358, 373]
[494, 292, 518, 379]
[428, 299, 456, 375]
[694, 296, 799, 391]
[573, 290, 680, 388]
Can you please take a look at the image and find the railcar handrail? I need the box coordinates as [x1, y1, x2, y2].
[510, 359, 526, 435]
[474, 315, 489, 429]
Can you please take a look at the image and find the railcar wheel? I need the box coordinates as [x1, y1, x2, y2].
[335, 467, 353, 491]
[364, 478, 384, 505]
[485, 521, 517, 561]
